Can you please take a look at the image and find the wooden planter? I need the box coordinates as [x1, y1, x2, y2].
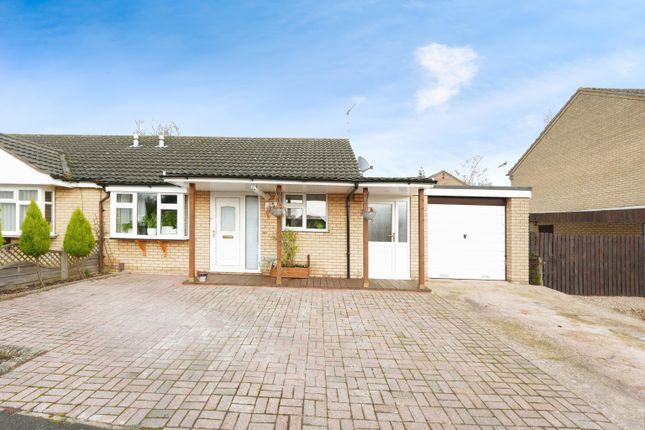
[270, 255, 310, 279]
[270, 266, 310, 279]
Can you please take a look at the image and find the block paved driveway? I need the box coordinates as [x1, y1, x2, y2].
[0, 274, 617, 429]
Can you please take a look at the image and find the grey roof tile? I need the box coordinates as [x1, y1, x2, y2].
[1, 134, 362, 185]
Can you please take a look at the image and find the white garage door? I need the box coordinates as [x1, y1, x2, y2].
[427, 202, 505, 280]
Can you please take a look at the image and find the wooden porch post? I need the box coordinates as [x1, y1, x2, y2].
[362, 187, 369, 288]
[188, 183, 196, 281]
[418, 188, 426, 290]
[276, 185, 283, 286]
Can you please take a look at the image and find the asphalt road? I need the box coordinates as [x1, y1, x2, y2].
[0, 410, 102, 430]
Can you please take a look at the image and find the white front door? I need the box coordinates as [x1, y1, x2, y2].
[214, 197, 241, 269]
[427, 203, 506, 280]
[368, 199, 410, 279]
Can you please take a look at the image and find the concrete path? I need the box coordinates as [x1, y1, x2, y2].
[0, 274, 619, 429]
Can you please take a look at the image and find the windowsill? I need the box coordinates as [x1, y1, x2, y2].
[109, 234, 189, 241]
[2, 233, 58, 238]
[283, 228, 329, 233]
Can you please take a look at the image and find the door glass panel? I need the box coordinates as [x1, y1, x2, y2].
[221, 206, 236, 231]
[397, 201, 408, 243]
[369, 203, 392, 242]
[245, 196, 259, 270]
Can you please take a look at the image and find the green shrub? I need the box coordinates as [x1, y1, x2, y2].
[281, 231, 298, 267]
[19, 201, 51, 286]
[64, 208, 95, 258]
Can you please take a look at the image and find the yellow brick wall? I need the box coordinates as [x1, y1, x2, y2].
[510, 91, 645, 213]
[506, 197, 530, 283]
[51, 188, 210, 275]
[260, 193, 363, 278]
[537, 221, 642, 236]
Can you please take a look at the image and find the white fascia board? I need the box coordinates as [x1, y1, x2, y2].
[164, 177, 356, 188]
[52, 180, 101, 189]
[427, 187, 532, 198]
[358, 182, 434, 189]
[106, 184, 188, 193]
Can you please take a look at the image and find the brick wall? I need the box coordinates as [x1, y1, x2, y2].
[506, 197, 530, 283]
[260, 193, 363, 278]
[51, 187, 210, 275]
[510, 91, 645, 213]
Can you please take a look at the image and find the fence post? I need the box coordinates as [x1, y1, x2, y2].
[61, 252, 69, 281]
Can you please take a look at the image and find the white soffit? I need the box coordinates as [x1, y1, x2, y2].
[427, 187, 531, 198]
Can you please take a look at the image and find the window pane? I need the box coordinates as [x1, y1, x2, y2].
[116, 193, 133, 203]
[285, 194, 303, 204]
[220, 206, 236, 231]
[19, 190, 38, 202]
[44, 191, 53, 203]
[245, 196, 259, 270]
[44, 204, 53, 226]
[0, 191, 14, 199]
[19, 204, 29, 228]
[306, 194, 327, 230]
[137, 193, 157, 235]
[0, 203, 16, 231]
[368, 203, 392, 242]
[116, 208, 133, 233]
[285, 208, 303, 228]
[184, 195, 189, 236]
[161, 194, 178, 204]
[160, 209, 178, 235]
[397, 201, 408, 243]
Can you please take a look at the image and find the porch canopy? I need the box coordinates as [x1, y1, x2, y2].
[164, 175, 436, 288]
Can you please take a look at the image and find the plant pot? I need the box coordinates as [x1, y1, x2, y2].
[270, 266, 310, 279]
[146, 228, 157, 236]
[197, 271, 208, 283]
[161, 226, 177, 235]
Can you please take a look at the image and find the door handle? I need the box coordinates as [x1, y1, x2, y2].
[390, 232, 396, 242]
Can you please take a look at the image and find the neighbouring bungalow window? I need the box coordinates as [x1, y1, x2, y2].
[284, 193, 327, 231]
[111, 191, 185, 239]
[0, 188, 54, 236]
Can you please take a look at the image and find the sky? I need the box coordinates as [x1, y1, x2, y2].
[1, 1, 644, 184]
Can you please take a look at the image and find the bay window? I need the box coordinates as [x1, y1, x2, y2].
[284, 193, 327, 231]
[0, 188, 55, 236]
[110, 190, 186, 239]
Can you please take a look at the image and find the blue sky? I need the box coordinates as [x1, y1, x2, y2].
[1, 1, 644, 184]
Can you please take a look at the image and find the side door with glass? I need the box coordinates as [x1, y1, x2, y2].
[368, 199, 410, 279]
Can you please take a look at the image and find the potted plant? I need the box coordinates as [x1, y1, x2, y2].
[270, 231, 310, 278]
[196, 271, 208, 282]
[121, 221, 133, 234]
[160, 211, 177, 235]
[143, 212, 157, 236]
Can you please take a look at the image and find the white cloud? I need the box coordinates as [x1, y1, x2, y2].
[415, 42, 479, 111]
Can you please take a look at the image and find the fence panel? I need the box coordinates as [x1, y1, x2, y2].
[531, 232, 645, 297]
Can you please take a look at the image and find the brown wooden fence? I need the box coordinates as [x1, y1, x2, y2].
[530, 233, 645, 296]
[0, 244, 99, 293]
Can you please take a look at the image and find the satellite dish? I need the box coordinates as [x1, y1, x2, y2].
[357, 156, 373, 173]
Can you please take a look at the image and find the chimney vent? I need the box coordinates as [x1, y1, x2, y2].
[157, 134, 166, 148]
[131, 133, 139, 147]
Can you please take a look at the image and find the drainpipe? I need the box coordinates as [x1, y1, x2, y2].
[345, 183, 358, 278]
[98, 187, 110, 273]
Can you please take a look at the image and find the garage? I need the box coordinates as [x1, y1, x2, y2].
[427, 196, 506, 280]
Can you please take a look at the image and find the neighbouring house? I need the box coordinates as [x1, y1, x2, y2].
[509, 88, 645, 236]
[0, 133, 531, 284]
[429, 170, 465, 185]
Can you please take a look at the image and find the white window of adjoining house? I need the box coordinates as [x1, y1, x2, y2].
[111, 191, 185, 239]
[283, 193, 327, 231]
[0, 188, 54, 236]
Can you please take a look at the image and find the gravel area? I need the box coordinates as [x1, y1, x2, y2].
[577, 296, 645, 321]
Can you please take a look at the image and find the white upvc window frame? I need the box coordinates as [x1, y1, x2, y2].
[283, 193, 328, 232]
[109, 188, 188, 240]
[0, 186, 55, 237]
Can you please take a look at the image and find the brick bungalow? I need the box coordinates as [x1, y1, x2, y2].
[0, 133, 531, 285]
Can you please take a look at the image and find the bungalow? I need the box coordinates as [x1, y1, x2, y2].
[0, 133, 531, 285]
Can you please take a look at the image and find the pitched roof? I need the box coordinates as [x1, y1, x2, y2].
[508, 87, 645, 176]
[0, 134, 362, 185]
[428, 170, 464, 185]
